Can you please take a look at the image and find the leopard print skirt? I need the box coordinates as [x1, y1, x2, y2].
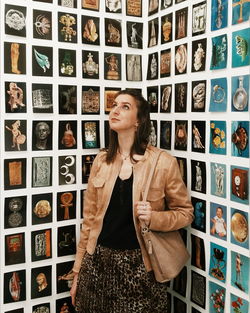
[75, 245, 168, 313]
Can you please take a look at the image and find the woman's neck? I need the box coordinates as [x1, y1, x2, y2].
[117, 132, 135, 157]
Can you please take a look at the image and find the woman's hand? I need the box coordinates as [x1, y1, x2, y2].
[70, 273, 78, 306]
[136, 201, 152, 226]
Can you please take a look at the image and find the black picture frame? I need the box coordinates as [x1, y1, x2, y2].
[4, 42, 26, 75]
[4, 270, 26, 303]
[4, 196, 27, 229]
[57, 190, 77, 221]
[32, 45, 53, 77]
[5, 5, 27, 37]
[31, 228, 52, 262]
[32, 193, 53, 225]
[31, 265, 52, 299]
[58, 155, 76, 185]
[57, 225, 76, 257]
[33, 9, 52, 40]
[4, 158, 26, 190]
[5, 81, 27, 113]
[191, 271, 206, 309]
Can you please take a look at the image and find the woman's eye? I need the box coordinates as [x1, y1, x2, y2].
[111, 103, 117, 108]
[122, 105, 130, 110]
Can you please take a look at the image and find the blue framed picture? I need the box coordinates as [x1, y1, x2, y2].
[231, 75, 249, 112]
[230, 208, 249, 249]
[231, 251, 249, 294]
[209, 77, 227, 112]
[209, 242, 227, 283]
[231, 165, 249, 205]
[211, 0, 228, 31]
[232, 0, 250, 24]
[210, 120, 227, 155]
[231, 121, 249, 158]
[232, 28, 250, 68]
[230, 294, 249, 313]
[210, 202, 227, 241]
[211, 162, 227, 198]
[210, 34, 227, 70]
[209, 281, 226, 313]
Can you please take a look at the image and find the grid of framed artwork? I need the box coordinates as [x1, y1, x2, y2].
[0, 0, 249, 312]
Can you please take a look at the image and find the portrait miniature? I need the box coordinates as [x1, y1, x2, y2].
[32, 120, 53, 151]
[82, 16, 99, 45]
[4, 42, 26, 75]
[33, 9, 52, 40]
[5, 4, 26, 37]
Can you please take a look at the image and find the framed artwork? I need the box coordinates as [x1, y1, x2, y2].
[57, 225, 76, 256]
[160, 85, 172, 113]
[192, 308, 201, 313]
[126, 0, 142, 17]
[105, 18, 122, 47]
[82, 86, 100, 114]
[5, 81, 26, 113]
[5, 120, 27, 152]
[148, 0, 159, 16]
[32, 45, 53, 77]
[31, 266, 52, 299]
[176, 157, 187, 186]
[231, 74, 249, 112]
[4, 196, 27, 229]
[56, 261, 74, 293]
[230, 208, 249, 249]
[231, 165, 249, 205]
[32, 303, 50, 313]
[175, 43, 188, 75]
[175, 82, 187, 113]
[32, 83, 53, 113]
[211, 0, 228, 30]
[173, 296, 187, 313]
[148, 120, 158, 147]
[4, 42, 26, 75]
[209, 77, 227, 112]
[59, 49, 76, 77]
[5, 233, 25, 265]
[82, 50, 99, 79]
[59, 85, 77, 114]
[82, 121, 100, 149]
[56, 296, 75, 313]
[210, 34, 228, 70]
[32, 193, 53, 225]
[32, 157, 52, 187]
[173, 267, 187, 297]
[5, 5, 27, 37]
[231, 250, 249, 293]
[104, 87, 121, 113]
[126, 54, 142, 81]
[106, 0, 122, 13]
[32, 120, 53, 151]
[161, 13, 172, 44]
[230, 294, 249, 313]
[82, 0, 99, 11]
[192, 1, 207, 36]
[209, 120, 227, 155]
[147, 52, 158, 80]
[191, 234, 206, 270]
[209, 281, 226, 313]
[161, 0, 172, 9]
[174, 120, 188, 151]
[127, 21, 143, 49]
[4, 158, 26, 190]
[58, 155, 76, 185]
[232, 0, 250, 24]
[5, 309, 24, 313]
[191, 271, 206, 309]
[31, 229, 52, 261]
[58, 0, 77, 8]
[4, 270, 26, 303]
[231, 121, 249, 158]
[232, 28, 250, 68]
[33, 0, 53, 2]
[58, 121, 77, 150]
[82, 154, 96, 183]
[104, 53, 121, 80]
[210, 162, 227, 198]
[160, 49, 171, 78]
[82, 15, 100, 45]
[209, 242, 227, 283]
[160, 121, 172, 150]
[191, 120, 206, 153]
[175, 7, 188, 40]
[210, 202, 227, 241]
[147, 86, 158, 113]
[33, 10, 52, 40]
[148, 18, 159, 47]
[57, 190, 76, 221]
[58, 12, 77, 43]
[191, 38, 207, 72]
[191, 197, 206, 233]
[191, 160, 206, 194]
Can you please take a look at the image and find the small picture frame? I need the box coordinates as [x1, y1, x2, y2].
[148, 120, 158, 147]
[4, 270, 26, 303]
[32, 193, 53, 225]
[82, 121, 100, 149]
[5, 119, 27, 152]
[173, 267, 187, 297]
[191, 159, 206, 194]
[191, 197, 206, 233]
[32, 157, 52, 188]
[191, 80, 206, 112]
[5, 5, 27, 37]
[82, 154, 96, 183]
[106, 0, 122, 13]
[31, 265, 52, 299]
[191, 271, 206, 309]
[82, 50, 99, 79]
[105, 18, 122, 47]
[173, 296, 187, 313]
[4, 158, 26, 190]
[160, 121, 172, 150]
[161, 13, 172, 44]
[56, 261, 74, 293]
[148, 18, 159, 47]
[59, 48, 76, 77]
[58, 155, 76, 185]
[160, 85, 172, 113]
[191, 234, 206, 270]
[32, 303, 50, 313]
[58, 12, 77, 43]
[160, 49, 171, 78]
[104, 87, 121, 113]
[57, 191, 76, 221]
[175, 43, 188, 75]
[5, 81, 26, 113]
[126, 54, 142, 81]
[210, 162, 227, 198]
[56, 297, 75, 313]
[5, 232, 25, 265]
[175, 82, 187, 112]
[32, 45, 53, 77]
[31, 229, 52, 262]
[82, 15, 100, 45]
[148, 0, 159, 16]
[175, 7, 188, 40]
[191, 120, 206, 153]
[126, 0, 142, 17]
[57, 225, 76, 257]
[33, 9, 52, 40]
[58, 0, 77, 8]
[174, 120, 188, 151]
[58, 120, 77, 150]
[230, 208, 249, 249]
[32, 120, 53, 151]
[127, 21, 143, 49]
[4, 196, 27, 229]
[82, 0, 99, 11]
[192, 1, 207, 36]
[59, 85, 77, 114]
[32, 83, 53, 113]
[4, 42, 26, 75]
[147, 52, 158, 80]
[176, 157, 187, 186]
[82, 86, 100, 114]
[191, 38, 207, 72]
[209, 242, 227, 283]
[104, 53, 121, 80]
[147, 86, 158, 113]
[210, 202, 227, 241]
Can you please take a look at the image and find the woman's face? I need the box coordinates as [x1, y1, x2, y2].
[109, 94, 138, 133]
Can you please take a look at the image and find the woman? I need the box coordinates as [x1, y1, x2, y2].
[70, 90, 193, 312]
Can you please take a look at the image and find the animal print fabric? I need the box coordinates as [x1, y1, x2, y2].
[75, 245, 168, 313]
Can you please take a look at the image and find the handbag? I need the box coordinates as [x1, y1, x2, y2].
[141, 150, 190, 283]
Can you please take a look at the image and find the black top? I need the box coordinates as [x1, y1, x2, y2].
[97, 173, 140, 250]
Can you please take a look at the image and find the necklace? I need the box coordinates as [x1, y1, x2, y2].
[119, 150, 130, 160]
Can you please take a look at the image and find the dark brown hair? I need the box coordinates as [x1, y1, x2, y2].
[105, 89, 151, 163]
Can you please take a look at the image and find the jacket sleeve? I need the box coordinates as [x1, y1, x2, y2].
[72, 152, 103, 273]
[149, 157, 194, 232]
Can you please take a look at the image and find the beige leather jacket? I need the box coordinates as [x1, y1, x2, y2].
[73, 146, 194, 273]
